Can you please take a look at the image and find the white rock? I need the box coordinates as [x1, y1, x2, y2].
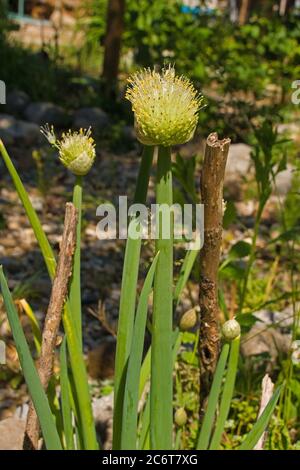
[0, 113, 40, 146]
[225, 143, 252, 181]
[0, 417, 25, 450]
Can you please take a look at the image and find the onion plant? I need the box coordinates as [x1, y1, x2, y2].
[0, 66, 282, 451]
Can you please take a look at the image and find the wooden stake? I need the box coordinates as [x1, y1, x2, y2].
[23, 203, 77, 450]
[198, 133, 230, 403]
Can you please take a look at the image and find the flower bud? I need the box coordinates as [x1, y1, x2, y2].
[126, 65, 203, 147]
[41, 125, 96, 176]
[174, 407, 187, 427]
[179, 307, 198, 331]
[222, 319, 241, 341]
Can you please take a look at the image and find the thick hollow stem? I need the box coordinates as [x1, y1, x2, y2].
[70, 176, 83, 349]
[113, 146, 154, 449]
[150, 146, 173, 450]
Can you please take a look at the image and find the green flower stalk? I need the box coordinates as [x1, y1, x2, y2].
[41, 125, 96, 348]
[126, 65, 202, 450]
[126, 65, 203, 147]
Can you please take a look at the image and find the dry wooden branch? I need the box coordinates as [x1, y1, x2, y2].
[23, 202, 77, 450]
[254, 374, 274, 450]
[198, 133, 230, 403]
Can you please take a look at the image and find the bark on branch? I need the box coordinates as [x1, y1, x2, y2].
[198, 133, 230, 402]
[23, 203, 77, 450]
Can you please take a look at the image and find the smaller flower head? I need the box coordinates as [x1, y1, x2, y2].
[179, 306, 199, 331]
[222, 319, 241, 341]
[41, 125, 96, 176]
[126, 65, 203, 147]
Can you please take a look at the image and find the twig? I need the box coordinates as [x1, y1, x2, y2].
[198, 133, 230, 403]
[23, 203, 77, 450]
[254, 374, 274, 450]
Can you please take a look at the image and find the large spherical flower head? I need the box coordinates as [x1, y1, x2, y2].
[126, 66, 203, 147]
[41, 125, 96, 176]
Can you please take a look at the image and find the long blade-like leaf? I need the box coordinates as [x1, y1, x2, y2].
[209, 337, 240, 450]
[121, 252, 159, 449]
[174, 249, 199, 303]
[113, 145, 154, 449]
[69, 177, 83, 349]
[139, 248, 199, 400]
[239, 386, 282, 450]
[0, 266, 62, 450]
[197, 343, 230, 450]
[60, 337, 74, 450]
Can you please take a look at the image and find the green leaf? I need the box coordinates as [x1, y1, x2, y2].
[219, 261, 246, 280]
[174, 249, 199, 303]
[121, 252, 159, 450]
[139, 248, 198, 404]
[113, 145, 154, 449]
[235, 313, 261, 329]
[209, 337, 240, 450]
[60, 337, 74, 450]
[219, 241, 251, 272]
[239, 386, 282, 450]
[151, 146, 173, 449]
[0, 266, 62, 450]
[197, 343, 230, 450]
[228, 241, 252, 259]
[69, 177, 83, 350]
[223, 201, 237, 229]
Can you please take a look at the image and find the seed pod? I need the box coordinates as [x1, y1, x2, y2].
[174, 407, 187, 427]
[222, 319, 241, 341]
[179, 307, 198, 331]
[126, 65, 203, 147]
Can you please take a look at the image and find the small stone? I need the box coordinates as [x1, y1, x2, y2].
[274, 164, 293, 195]
[122, 125, 136, 142]
[24, 102, 69, 127]
[73, 107, 110, 131]
[30, 195, 44, 212]
[0, 114, 40, 146]
[6, 90, 30, 116]
[241, 324, 290, 362]
[0, 417, 25, 450]
[225, 143, 252, 180]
